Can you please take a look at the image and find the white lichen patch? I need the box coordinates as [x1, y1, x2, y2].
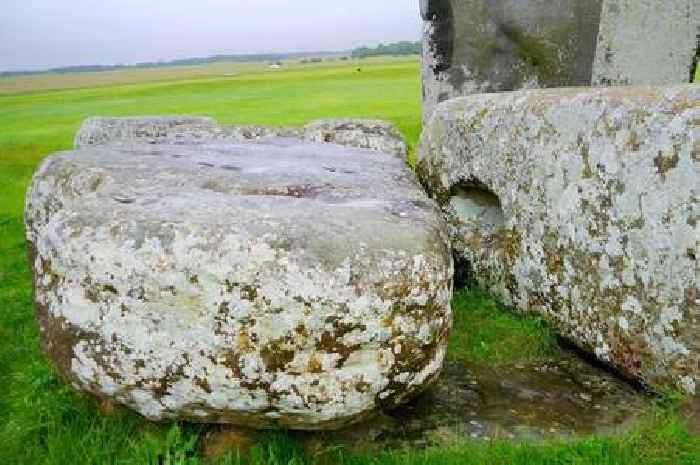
[418, 85, 699, 394]
[25, 139, 453, 429]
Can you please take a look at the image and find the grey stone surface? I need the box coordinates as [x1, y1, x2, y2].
[420, 0, 698, 121]
[25, 138, 452, 429]
[417, 85, 699, 394]
[75, 117, 407, 157]
[592, 0, 699, 86]
[302, 119, 408, 157]
[421, 0, 603, 121]
[74, 116, 223, 147]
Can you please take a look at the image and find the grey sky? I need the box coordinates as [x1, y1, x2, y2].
[0, 1, 422, 72]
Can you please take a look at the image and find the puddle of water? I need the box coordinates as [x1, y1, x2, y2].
[202, 348, 661, 458]
[312, 350, 652, 450]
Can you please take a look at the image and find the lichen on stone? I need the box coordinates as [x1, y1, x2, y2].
[25, 138, 452, 429]
[417, 84, 699, 394]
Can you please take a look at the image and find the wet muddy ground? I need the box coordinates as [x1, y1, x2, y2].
[205, 348, 657, 455]
[320, 351, 652, 450]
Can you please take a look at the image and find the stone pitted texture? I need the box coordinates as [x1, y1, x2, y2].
[26, 139, 452, 429]
[592, 0, 698, 86]
[74, 116, 226, 147]
[302, 119, 408, 157]
[75, 117, 407, 157]
[417, 85, 699, 393]
[420, 0, 698, 121]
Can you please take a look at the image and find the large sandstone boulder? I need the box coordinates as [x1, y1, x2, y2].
[420, 0, 698, 121]
[75, 116, 408, 157]
[417, 85, 699, 394]
[26, 139, 452, 429]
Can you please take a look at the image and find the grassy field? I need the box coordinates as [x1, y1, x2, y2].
[0, 56, 410, 94]
[0, 58, 698, 464]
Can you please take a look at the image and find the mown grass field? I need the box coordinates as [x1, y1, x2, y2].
[1, 58, 698, 464]
[0, 56, 410, 95]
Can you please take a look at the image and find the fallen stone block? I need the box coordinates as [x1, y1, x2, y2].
[417, 85, 699, 394]
[26, 138, 452, 429]
[74, 116, 408, 157]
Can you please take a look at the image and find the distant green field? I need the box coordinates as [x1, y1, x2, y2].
[1, 59, 698, 465]
[0, 56, 417, 94]
[0, 58, 422, 220]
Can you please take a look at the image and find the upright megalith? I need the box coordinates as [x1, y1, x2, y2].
[592, 0, 699, 86]
[417, 85, 699, 394]
[26, 137, 453, 429]
[421, 0, 699, 121]
[420, 0, 604, 121]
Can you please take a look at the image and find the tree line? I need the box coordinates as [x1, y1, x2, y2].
[351, 41, 422, 59]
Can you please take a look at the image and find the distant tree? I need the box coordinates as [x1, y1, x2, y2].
[350, 41, 421, 59]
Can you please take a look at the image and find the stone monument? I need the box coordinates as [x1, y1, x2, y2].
[421, 0, 698, 121]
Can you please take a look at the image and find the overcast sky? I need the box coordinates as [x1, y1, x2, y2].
[0, 0, 422, 72]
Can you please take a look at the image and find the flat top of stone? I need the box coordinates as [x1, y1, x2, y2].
[304, 119, 401, 130]
[38, 138, 440, 269]
[432, 84, 697, 113]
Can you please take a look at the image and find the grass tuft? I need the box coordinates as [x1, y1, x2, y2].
[448, 287, 556, 366]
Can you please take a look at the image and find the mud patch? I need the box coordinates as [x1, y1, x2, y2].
[314, 351, 652, 449]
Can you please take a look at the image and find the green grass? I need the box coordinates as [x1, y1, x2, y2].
[448, 288, 556, 365]
[1, 59, 697, 464]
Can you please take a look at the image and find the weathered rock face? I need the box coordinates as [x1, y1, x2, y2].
[420, 0, 604, 121]
[417, 85, 699, 394]
[75, 117, 407, 157]
[420, 0, 698, 121]
[592, 0, 699, 86]
[302, 119, 408, 157]
[74, 116, 230, 147]
[26, 139, 452, 429]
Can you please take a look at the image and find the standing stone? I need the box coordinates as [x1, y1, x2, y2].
[417, 85, 699, 394]
[421, 0, 698, 121]
[26, 138, 452, 429]
[592, 0, 699, 86]
[421, 0, 604, 121]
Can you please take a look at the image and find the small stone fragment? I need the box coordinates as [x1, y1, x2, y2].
[302, 119, 408, 157]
